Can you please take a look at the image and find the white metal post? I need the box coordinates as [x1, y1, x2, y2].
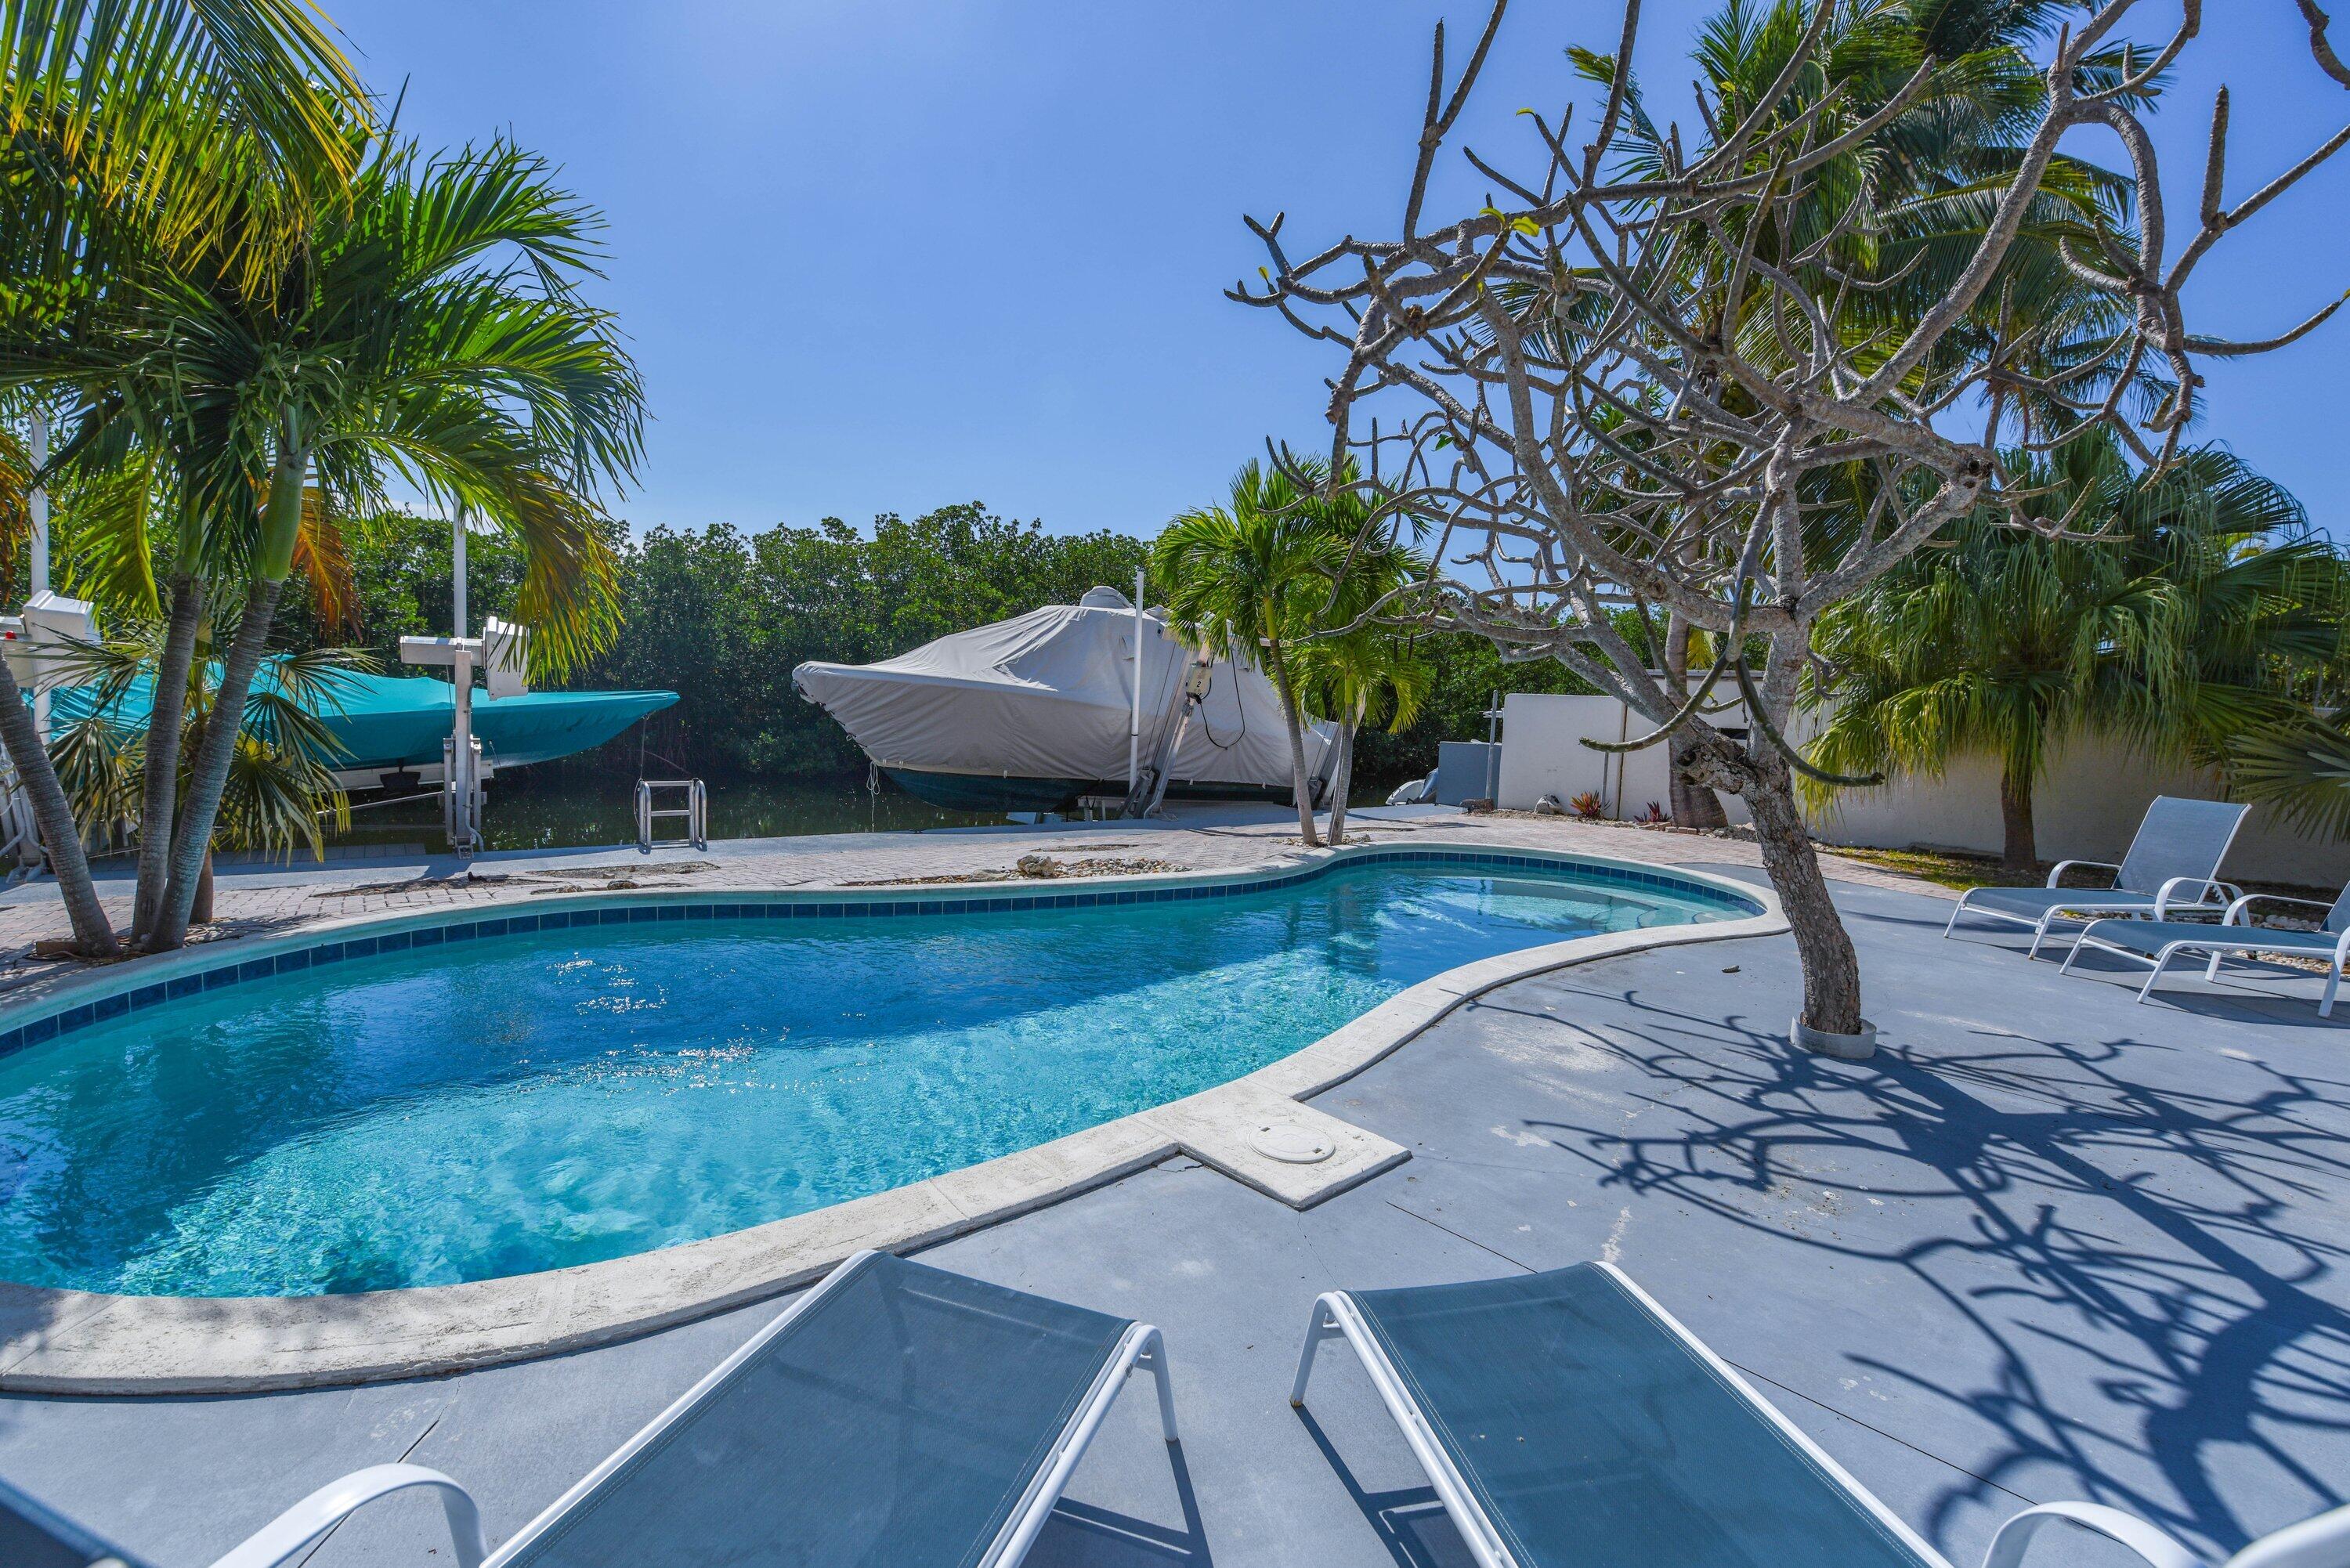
[27, 407, 49, 740]
[1129, 566, 1144, 792]
[451, 508, 468, 639]
[450, 645, 475, 851]
[27, 406, 49, 598]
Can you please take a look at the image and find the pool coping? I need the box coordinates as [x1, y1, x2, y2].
[0, 839, 1782, 1394]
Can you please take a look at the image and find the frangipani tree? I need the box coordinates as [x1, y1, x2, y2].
[1235, 0, 2350, 1040]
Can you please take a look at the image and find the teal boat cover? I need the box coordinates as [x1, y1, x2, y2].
[52, 666, 676, 773]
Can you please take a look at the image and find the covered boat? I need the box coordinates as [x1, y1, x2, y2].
[55, 667, 677, 789]
[793, 587, 1336, 811]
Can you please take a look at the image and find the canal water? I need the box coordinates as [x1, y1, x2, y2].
[320, 771, 1006, 855]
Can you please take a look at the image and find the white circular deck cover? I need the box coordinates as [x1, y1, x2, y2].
[1250, 1121, 1336, 1165]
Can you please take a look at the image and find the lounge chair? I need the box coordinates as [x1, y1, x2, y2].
[1, 1475, 138, 1567]
[2062, 884, 2350, 1016]
[1289, 1261, 2349, 1568]
[1943, 796, 2249, 957]
[208, 1251, 1177, 1568]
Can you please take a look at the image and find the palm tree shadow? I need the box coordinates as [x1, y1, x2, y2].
[1506, 980, 2350, 1556]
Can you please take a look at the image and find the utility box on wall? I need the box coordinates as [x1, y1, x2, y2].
[1434, 741, 1502, 805]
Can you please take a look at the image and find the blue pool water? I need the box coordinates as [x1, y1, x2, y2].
[0, 860, 1737, 1297]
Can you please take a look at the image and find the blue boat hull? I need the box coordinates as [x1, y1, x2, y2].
[55, 669, 678, 779]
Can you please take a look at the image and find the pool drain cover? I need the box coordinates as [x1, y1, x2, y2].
[1252, 1122, 1336, 1165]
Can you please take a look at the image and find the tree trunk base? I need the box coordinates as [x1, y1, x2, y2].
[1791, 1014, 1878, 1060]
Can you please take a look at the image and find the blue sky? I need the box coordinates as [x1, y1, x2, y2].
[330, 2, 2350, 542]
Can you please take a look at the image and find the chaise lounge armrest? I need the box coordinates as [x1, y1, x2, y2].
[1981, 1502, 2200, 1568]
[210, 1465, 486, 1568]
[2046, 860, 2122, 889]
[2154, 878, 2242, 919]
[2222, 892, 2338, 927]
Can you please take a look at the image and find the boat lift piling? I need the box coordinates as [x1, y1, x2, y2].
[1127, 566, 1144, 804]
[397, 636, 486, 854]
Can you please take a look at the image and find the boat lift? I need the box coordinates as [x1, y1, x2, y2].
[397, 615, 529, 857]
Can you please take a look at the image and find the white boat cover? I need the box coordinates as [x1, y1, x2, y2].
[792, 587, 1334, 791]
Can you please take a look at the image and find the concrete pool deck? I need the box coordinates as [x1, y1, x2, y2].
[1, 847, 2345, 1566]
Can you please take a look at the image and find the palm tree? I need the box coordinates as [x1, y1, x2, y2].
[1806, 436, 2341, 871]
[1294, 625, 1431, 846]
[13, 132, 642, 949]
[1153, 458, 1346, 846]
[0, 0, 374, 955]
[2232, 721, 2350, 843]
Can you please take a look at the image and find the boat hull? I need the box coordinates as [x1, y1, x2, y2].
[884, 767, 1309, 814]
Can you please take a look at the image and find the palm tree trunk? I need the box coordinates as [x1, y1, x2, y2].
[1327, 705, 1361, 845]
[1664, 612, 1729, 829]
[1998, 764, 2037, 875]
[1744, 745, 1863, 1035]
[151, 576, 282, 948]
[132, 572, 202, 945]
[1264, 634, 1321, 847]
[0, 655, 117, 956]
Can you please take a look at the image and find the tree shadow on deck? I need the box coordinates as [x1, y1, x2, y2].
[1506, 981, 2350, 1557]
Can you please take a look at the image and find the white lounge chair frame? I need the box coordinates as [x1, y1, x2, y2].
[1943, 799, 2247, 958]
[1944, 868, 2243, 959]
[2061, 893, 2350, 1017]
[1290, 1261, 2350, 1568]
[209, 1250, 1177, 1568]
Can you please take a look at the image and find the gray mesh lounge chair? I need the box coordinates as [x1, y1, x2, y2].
[1289, 1262, 2349, 1568]
[1943, 796, 2249, 957]
[207, 1251, 1177, 1568]
[2062, 884, 2350, 1016]
[1, 1476, 141, 1568]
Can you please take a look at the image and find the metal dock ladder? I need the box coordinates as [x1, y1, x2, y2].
[635, 778, 707, 852]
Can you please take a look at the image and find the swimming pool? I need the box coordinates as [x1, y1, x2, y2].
[0, 854, 1746, 1298]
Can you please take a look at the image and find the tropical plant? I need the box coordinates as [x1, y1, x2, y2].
[1234, 0, 2348, 1038]
[8, 128, 643, 951]
[1292, 612, 1432, 845]
[0, 0, 374, 956]
[2232, 720, 2350, 843]
[1152, 457, 1350, 846]
[1805, 438, 2345, 870]
[51, 631, 369, 913]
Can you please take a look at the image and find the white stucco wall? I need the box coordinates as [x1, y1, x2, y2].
[1492, 692, 2350, 887]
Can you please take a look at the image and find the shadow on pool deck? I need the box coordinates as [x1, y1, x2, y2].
[1505, 986, 2350, 1551]
[1, 867, 2346, 1568]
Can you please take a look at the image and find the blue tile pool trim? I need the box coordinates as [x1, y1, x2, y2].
[0, 847, 1759, 1058]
